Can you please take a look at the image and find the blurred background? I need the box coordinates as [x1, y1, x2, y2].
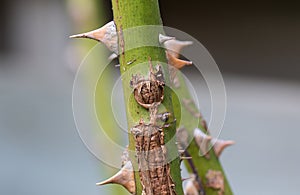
[0, 0, 299, 195]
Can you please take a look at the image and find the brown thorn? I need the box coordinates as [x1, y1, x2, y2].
[96, 161, 136, 194]
[164, 39, 193, 58]
[69, 26, 105, 41]
[212, 138, 235, 157]
[70, 21, 118, 54]
[166, 51, 192, 69]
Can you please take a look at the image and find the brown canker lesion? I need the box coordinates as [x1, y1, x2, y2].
[205, 170, 225, 195]
[131, 119, 176, 195]
[130, 59, 165, 109]
[130, 59, 177, 195]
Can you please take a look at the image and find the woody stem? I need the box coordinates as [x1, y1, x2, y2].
[111, 0, 184, 194]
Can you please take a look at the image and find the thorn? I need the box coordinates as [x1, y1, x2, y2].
[164, 39, 193, 58]
[69, 34, 83, 39]
[159, 34, 175, 44]
[194, 128, 212, 159]
[70, 21, 118, 54]
[96, 161, 135, 194]
[166, 51, 192, 69]
[212, 138, 235, 157]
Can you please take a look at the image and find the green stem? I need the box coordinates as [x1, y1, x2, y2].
[111, 0, 184, 194]
[172, 72, 233, 195]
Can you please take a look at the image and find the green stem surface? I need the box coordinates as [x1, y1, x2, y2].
[111, 0, 184, 194]
[172, 71, 234, 195]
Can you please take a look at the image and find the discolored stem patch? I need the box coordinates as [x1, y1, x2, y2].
[206, 170, 224, 195]
[130, 60, 165, 109]
[131, 120, 176, 195]
[130, 61, 177, 195]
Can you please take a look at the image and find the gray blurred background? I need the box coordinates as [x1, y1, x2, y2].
[0, 0, 299, 195]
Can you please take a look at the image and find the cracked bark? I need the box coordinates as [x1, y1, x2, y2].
[111, 0, 184, 194]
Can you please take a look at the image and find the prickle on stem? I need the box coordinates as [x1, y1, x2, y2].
[212, 138, 235, 157]
[166, 50, 193, 69]
[96, 161, 136, 194]
[159, 34, 193, 58]
[159, 33, 193, 69]
[70, 21, 118, 57]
